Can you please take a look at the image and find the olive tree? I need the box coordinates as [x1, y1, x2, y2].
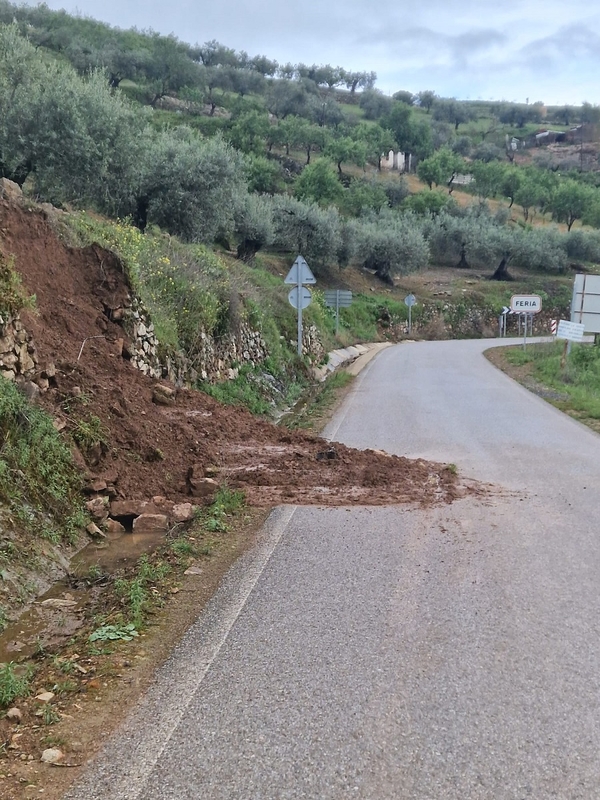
[271, 195, 341, 272]
[355, 213, 429, 282]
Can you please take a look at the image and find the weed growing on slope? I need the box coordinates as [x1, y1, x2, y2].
[0, 662, 33, 708]
[0, 252, 36, 317]
[0, 375, 86, 545]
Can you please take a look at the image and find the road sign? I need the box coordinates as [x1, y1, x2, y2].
[284, 255, 316, 286]
[324, 290, 352, 334]
[556, 319, 585, 342]
[550, 319, 558, 335]
[404, 294, 417, 335]
[510, 294, 542, 314]
[288, 286, 312, 311]
[284, 255, 316, 356]
[324, 290, 352, 308]
[501, 306, 510, 315]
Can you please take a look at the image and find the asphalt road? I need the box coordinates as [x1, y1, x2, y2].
[67, 339, 600, 800]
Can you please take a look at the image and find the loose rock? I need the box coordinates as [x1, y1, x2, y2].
[41, 748, 63, 764]
[132, 513, 169, 533]
[6, 707, 22, 723]
[35, 692, 55, 703]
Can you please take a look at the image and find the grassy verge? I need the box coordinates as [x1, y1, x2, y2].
[280, 371, 355, 432]
[488, 341, 600, 431]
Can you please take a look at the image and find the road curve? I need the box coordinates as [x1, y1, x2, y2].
[66, 339, 600, 800]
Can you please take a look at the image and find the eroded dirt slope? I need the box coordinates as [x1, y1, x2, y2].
[0, 198, 462, 508]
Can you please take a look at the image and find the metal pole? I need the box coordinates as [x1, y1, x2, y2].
[408, 304, 412, 335]
[297, 296, 303, 356]
[296, 259, 302, 356]
[523, 314, 527, 350]
[335, 291, 340, 336]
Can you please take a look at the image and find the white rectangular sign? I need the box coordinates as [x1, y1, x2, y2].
[510, 294, 542, 313]
[572, 274, 600, 334]
[556, 319, 586, 342]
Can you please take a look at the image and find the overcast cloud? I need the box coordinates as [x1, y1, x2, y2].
[33, 0, 600, 104]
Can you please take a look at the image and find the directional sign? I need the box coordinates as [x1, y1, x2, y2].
[284, 255, 316, 286]
[288, 286, 312, 310]
[404, 294, 417, 308]
[556, 319, 585, 342]
[510, 294, 542, 314]
[501, 306, 510, 315]
[324, 290, 352, 309]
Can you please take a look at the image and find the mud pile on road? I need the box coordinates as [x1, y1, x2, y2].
[1, 197, 461, 509]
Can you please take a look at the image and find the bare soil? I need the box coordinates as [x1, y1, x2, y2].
[0, 198, 463, 509]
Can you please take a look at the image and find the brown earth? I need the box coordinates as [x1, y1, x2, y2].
[0, 197, 464, 509]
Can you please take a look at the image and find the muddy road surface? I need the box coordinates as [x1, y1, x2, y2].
[65, 338, 600, 799]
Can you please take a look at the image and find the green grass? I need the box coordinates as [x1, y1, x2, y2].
[0, 662, 33, 708]
[0, 251, 36, 317]
[506, 341, 600, 419]
[0, 375, 86, 545]
[282, 371, 354, 431]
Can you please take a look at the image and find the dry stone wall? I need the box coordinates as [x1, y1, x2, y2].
[0, 312, 38, 383]
[110, 293, 312, 387]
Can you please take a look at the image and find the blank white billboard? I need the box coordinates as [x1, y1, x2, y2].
[572, 274, 600, 334]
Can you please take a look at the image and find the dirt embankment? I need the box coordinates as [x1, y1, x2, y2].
[0, 198, 463, 509]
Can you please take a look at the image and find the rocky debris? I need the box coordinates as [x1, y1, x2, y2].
[6, 707, 22, 723]
[186, 464, 219, 500]
[187, 477, 219, 500]
[110, 500, 149, 518]
[184, 564, 203, 576]
[132, 513, 169, 533]
[85, 497, 109, 522]
[86, 522, 106, 539]
[35, 692, 55, 703]
[172, 503, 195, 523]
[104, 518, 126, 535]
[152, 384, 176, 406]
[40, 748, 63, 764]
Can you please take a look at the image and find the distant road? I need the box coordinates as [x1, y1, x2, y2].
[67, 338, 600, 800]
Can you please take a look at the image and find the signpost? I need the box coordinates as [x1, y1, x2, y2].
[510, 294, 542, 314]
[404, 294, 417, 335]
[499, 306, 510, 338]
[285, 255, 316, 356]
[324, 290, 352, 334]
[510, 294, 542, 349]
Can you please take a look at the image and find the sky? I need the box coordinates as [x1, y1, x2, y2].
[34, 0, 600, 105]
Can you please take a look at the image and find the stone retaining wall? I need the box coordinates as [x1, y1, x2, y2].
[0, 311, 38, 383]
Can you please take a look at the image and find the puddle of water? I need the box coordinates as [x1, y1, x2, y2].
[0, 583, 88, 664]
[70, 530, 165, 576]
[0, 530, 167, 664]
